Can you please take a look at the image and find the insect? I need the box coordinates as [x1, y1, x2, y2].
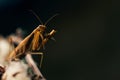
[6, 11, 57, 68]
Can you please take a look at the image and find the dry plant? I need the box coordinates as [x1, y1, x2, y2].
[2, 25, 56, 80]
[0, 11, 57, 80]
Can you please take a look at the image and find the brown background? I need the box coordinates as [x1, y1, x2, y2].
[0, 0, 118, 80]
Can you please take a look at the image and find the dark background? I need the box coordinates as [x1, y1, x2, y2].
[0, 0, 119, 80]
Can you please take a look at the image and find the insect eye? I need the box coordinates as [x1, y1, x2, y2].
[39, 26, 46, 32]
[12, 72, 20, 77]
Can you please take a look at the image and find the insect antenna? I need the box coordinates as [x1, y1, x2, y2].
[44, 14, 59, 26]
[29, 10, 43, 25]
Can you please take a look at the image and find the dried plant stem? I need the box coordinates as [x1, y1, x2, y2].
[25, 53, 46, 80]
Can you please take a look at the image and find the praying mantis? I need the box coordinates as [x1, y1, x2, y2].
[6, 26, 56, 66]
[6, 11, 57, 68]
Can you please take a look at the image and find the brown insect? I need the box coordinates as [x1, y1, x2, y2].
[6, 11, 57, 67]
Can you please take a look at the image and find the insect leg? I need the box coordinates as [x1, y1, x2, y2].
[25, 53, 46, 80]
[31, 52, 43, 68]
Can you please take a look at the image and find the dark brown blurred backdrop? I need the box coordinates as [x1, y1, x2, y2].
[0, 0, 118, 80]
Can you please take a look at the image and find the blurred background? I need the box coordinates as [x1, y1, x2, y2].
[0, 0, 118, 80]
